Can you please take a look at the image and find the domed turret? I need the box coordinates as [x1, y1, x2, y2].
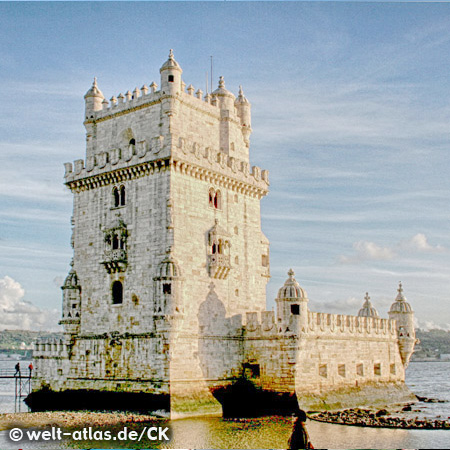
[389, 282, 413, 313]
[157, 254, 182, 279]
[358, 292, 379, 318]
[276, 269, 309, 333]
[160, 49, 183, 95]
[84, 78, 104, 117]
[277, 269, 308, 301]
[153, 252, 184, 323]
[59, 266, 81, 335]
[389, 282, 416, 367]
[212, 76, 236, 111]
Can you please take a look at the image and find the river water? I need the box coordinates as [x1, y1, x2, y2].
[0, 359, 448, 448]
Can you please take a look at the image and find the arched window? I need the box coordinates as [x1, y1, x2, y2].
[218, 240, 223, 254]
[129, 138, 135, 146]
[120, 185, 126, 206]
[214, 190, 221, 209]
[113, 187, 120, 208]
[209, 189, 214, 207]
[212, 242, 217, 254]
[112, 281, 123, 304]
[112, 234, 119, 250]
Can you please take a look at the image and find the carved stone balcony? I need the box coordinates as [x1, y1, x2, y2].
[101, 249, 128, 273]
[208, 254, 231, 279]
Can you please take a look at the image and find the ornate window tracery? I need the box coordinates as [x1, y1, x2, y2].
[208, 188, 222, 209]
[112, 185, 126, 208]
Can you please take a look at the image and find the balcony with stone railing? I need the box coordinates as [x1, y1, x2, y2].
[101, 248, 128, 273]
[208, 254, 231, 280]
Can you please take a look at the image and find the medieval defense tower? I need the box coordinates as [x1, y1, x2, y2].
[30, 51, 417, 417]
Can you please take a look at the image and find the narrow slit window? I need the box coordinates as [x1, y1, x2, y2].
[112, 281, 123, 305]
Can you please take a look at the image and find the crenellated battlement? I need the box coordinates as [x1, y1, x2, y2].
[34, 338, 71, 358]
[306, 311, 396, 336]
[64, 135, 269, 196]
[244, 310, 397, 339]
[87, 78, 246, 124]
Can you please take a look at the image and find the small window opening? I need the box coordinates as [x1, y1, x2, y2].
[168, 75, 174, 82]
[291, 304, 300, 315]
[374, 363, 381, 376]
[357, 363, 364, 376]
[319, 364, 328, 378]
[163, 283, 171, 295]
[120, 185, 126, 206]
[112, 234, 119, 250]
[113, 187, 120, 208]
[218, 240, 223, 254]
[214, 191, 221, 209]
[338, 364, 346, 378]
[390, 363, 396, 375]
[129, 138, 135, 146]
[262, 254, 268, 267]
[212, 243, 217, 254]
[112, 281, 123, 305]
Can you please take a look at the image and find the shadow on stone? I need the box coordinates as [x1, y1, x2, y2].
[25, 387, 169, 413]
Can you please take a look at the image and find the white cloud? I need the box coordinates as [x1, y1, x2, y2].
[415, 317, 450, 332]
[340, 233, 445, 264]
[340, 240, 396, 264]
[0, 276, 60, 331]
[400, 233, 444, 253]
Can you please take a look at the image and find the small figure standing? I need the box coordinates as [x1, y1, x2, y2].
[28, 362, 33, 377]
[14, 362, 21, 377]
[288, 409, 314, 450]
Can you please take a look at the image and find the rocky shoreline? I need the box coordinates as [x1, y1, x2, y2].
[0, 411, 160, 430]
[309, 404, 450, 430]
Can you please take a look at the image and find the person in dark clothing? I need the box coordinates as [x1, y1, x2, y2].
[14, 362, 20, 377]
[288, 409, 314, 449]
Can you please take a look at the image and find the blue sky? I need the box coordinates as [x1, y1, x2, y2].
[0, 1, 450, 331]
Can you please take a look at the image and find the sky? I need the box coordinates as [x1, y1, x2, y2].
[0, 1, 450, 331]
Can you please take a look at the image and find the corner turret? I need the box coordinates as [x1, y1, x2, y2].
[389, 282, 416, 367]
[235, 85, 252, 145]
[276, 269, 309, 333]
[212, 76, 236, 112]
[84, 77, 104, 119]
[59, 264, 81, 335]
[358, 292, 379, 318]
[160, 49, 183, 95]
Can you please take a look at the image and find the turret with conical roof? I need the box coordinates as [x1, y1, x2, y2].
[59, 264, 81, 335]
[235, 85, 252, 145]
[276, 269, 309, 333]
[84, 77, 104, 119]
[160, 49, 183, 95]
[389, 282, 416, 367]
[358, 292, 379, 318]
[212, 76, 236, 111]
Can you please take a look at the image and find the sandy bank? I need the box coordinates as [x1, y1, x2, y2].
[0, 411, 159, 430]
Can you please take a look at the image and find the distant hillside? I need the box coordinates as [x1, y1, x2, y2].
[0, 329, 63, 353]
[412, 329, 450, 360]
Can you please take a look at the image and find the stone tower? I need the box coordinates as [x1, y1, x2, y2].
[389, 282, 416, 367]
[46, 50, 270, 415]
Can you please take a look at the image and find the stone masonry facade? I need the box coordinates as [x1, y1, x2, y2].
[32, 51, 417, 417]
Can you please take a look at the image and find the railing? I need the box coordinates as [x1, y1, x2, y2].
[103, 249, 127, 262]
[208, 254, 231, 267]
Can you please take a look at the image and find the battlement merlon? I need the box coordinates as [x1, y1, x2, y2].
[63, 138, 269, 197]
[84, 51, 253, 164]
[245, 309, 397, 336]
